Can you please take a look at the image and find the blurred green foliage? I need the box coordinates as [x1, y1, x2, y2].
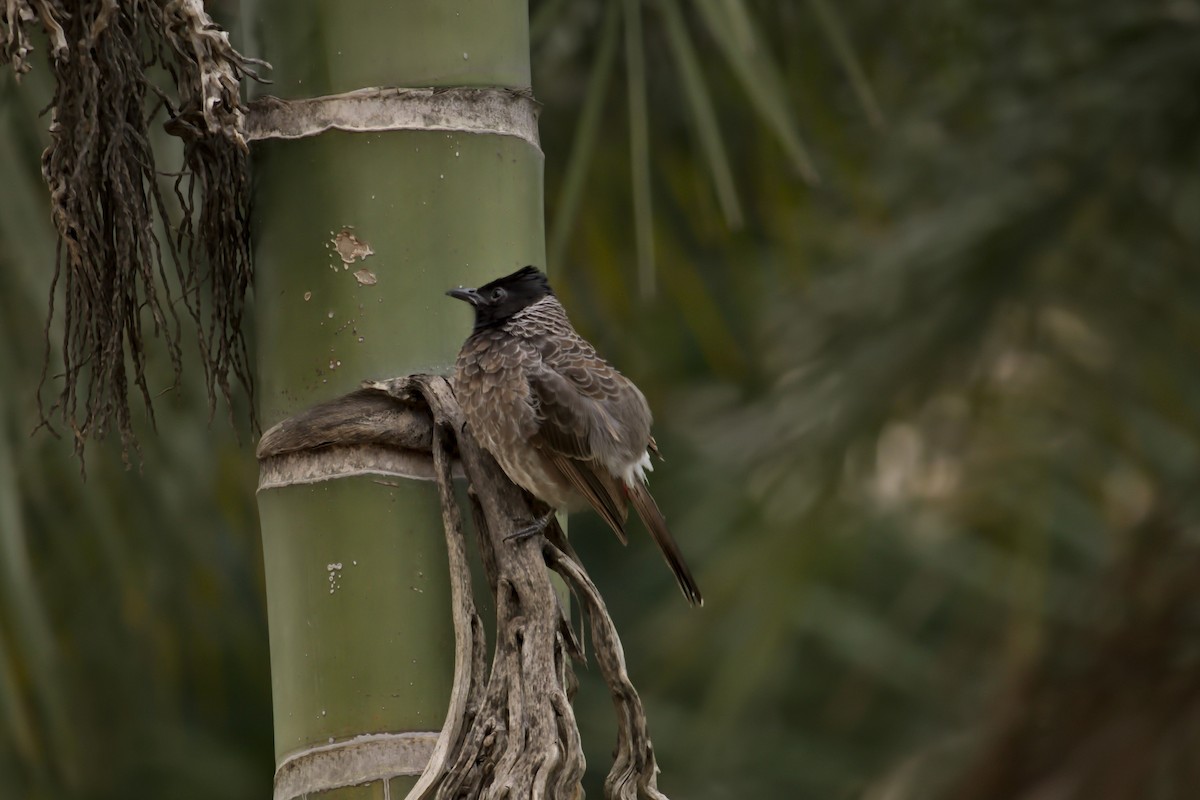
[3, 1, 1200, 798]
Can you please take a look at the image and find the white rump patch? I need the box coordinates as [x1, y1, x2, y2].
[622, 450, 654, 485]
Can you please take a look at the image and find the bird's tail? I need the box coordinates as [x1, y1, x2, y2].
[627, 481, 703, 607]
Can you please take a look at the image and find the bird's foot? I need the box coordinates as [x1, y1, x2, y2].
[505, 510, 557, 543]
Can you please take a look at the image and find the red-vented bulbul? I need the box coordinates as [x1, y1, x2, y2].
[447, 266, 703, 606]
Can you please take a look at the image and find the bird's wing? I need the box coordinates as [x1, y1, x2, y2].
[526, 352, 632, 543]
[538, 334, 652, 453]
[530, 343, 702, 605]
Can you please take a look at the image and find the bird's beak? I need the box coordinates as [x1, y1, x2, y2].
[446, 287, 482, 306]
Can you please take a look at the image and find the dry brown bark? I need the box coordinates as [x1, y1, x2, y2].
[258, 374, 670, 800]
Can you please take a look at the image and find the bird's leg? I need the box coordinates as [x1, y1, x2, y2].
[505, 510, 557, 543]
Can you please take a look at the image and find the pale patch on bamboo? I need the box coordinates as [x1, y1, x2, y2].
[244, 87, 541, 150]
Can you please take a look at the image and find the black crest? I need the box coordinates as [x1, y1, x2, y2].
[480, 265, 553, 296]
[447, 266, 555, 331]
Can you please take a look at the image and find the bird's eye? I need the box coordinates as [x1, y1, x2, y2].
[491, 288, 506, 302]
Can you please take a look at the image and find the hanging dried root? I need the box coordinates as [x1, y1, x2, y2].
[2, 0, 267, 459]
[257, 375, 676, 800]
[1, 0, 67, 75]
[160, 0, 266, 424]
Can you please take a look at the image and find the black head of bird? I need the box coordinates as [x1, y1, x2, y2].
[446, 266, 553, 332]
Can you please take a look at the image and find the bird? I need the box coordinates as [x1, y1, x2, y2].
[447, 266, 703, 606]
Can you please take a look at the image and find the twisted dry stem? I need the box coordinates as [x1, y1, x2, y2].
[257, 375, 670, 800]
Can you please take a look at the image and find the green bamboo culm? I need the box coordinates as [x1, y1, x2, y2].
[245, 1, 544, 797]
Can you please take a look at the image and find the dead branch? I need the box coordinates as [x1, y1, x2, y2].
[257, 374, 672, 800]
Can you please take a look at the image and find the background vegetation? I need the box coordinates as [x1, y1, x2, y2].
[2, 1, 1199, 798]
